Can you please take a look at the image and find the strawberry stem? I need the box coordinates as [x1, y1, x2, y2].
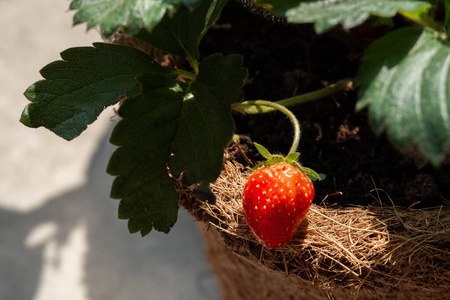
[233, 79, 352, 114]
[239, 100, 301, 155]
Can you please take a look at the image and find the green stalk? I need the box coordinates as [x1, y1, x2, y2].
[186, 54, 199, 75]
[398, 9, 445, 35]
[172, 69, 196, 81]
[234, 79, 352, 114]
[242, 100, 301, 155]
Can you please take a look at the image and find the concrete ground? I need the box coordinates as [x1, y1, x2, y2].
[0, 1, 220, 299]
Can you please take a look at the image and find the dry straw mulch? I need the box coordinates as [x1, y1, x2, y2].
[180, 158, 450, 300]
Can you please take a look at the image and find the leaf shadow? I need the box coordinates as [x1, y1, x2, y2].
[0, 129, 219, 300]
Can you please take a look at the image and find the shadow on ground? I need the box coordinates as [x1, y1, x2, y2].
[0, 130, 219, 300]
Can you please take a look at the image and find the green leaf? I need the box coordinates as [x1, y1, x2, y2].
[21, 43, 170, 140]
[299, 166, 322, 181]
[307, 172, 326, 182]
[107, 53, 246, 235]
[356, 27, 450, 166]
[254, 143, 273, 159]
[258, 0, 431, 33]
[107, 74, 182, 235]
[285, 152, 300, 162]
[192, 181, 216, 203]
[169, 53, 248, 184]
[445, 0, 450, 36]
[133, 0, 227, 61]
[70, 0, 199, 37]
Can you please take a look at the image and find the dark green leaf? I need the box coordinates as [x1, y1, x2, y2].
[258, 0, 430, 33]
[107, 53, 246, 235]
[133, 0, 227, 60]
[21, 43, 170, 140]
[445, 0, 450, 36]
[169, 54, 247, 184]
[107, 73, 182, 235]
[192, 181, 216, 203]
[70, 0, 199, 37]
[308, 173, 326, 182]
[356, 27, 450, 165]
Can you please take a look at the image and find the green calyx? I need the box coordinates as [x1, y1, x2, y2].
[252, 143, 322, 181]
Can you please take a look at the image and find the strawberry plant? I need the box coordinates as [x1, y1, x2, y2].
[21, 0, 450, 238]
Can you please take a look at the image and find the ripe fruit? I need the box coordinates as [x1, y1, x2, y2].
[242, 162, 314, 248]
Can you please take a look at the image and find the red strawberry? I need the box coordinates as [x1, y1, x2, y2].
[242, 162, 314, 248]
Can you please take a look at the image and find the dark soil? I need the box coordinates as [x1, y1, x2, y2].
[199, 1, 450, 208]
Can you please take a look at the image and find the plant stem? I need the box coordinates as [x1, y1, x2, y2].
[234, 79, 352, 114]
[172, 69, 196, 81]
[241, 100, 301, 155]
[398, 10, 445, 35]
[186, 54, 199, 75]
